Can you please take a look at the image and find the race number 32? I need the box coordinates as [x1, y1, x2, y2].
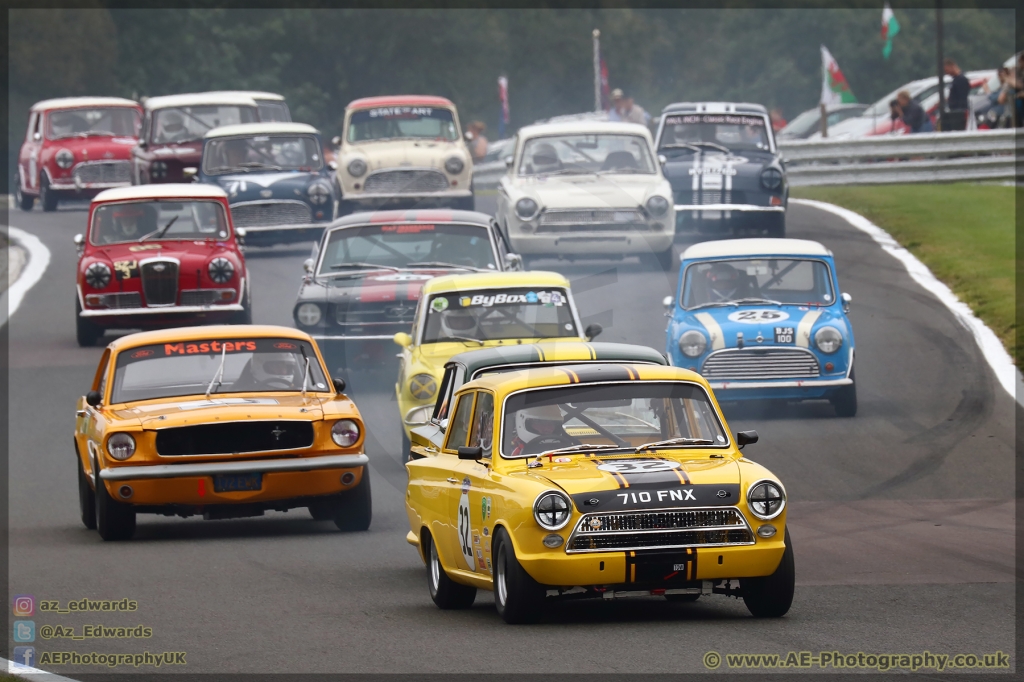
[457, 489, 475, 572]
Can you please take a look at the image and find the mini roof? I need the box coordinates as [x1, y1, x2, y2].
[201, 90, 286, 102]
[662, 102, 769, 115]
[204, 122, 319, 139]
[92, 184, 228, 203]
[144, 93, 259, 110]
[328, 209, 492, 229]
[517, 120, 652, 139]
[347, 95, 455, 110]
[682, 238, 832, 260]
[32, 97, 139, 112]
[422, 271, 570, 294]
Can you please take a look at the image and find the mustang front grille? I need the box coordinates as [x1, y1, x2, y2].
[701, 348, 820, 380]
[155, 421, 315, 457]
[231, 201, 312, 228]
[363, 170, 449, 194]
[140, 260, 179, 306]
[566, 507, 754, 553]
[334, 301, 417, 327]
[73, 161, 132, 185]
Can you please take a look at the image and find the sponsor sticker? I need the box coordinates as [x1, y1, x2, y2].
[596, 459, 682, 473]
[665, 114, 766, 127]
[459, 291, 565, 308]
[431, 297, 449, 313]
[726, 309, 790, 324]
[381, 224, 435, 233]
[481, 496, 491, 521]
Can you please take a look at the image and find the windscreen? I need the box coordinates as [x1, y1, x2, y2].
[422, 288, 577, 344]
[47, 108, 139, 139]
[518, 134, 655, 175]
[153, 106, 258, 144]
[501, 382, 727, 458]
[319, 223, 496, 273]
[257, 101, 291, 122]
[90, 200, 229, 245]
[112, 338, 328, 403]
[203, 135, 322, 174]
[682, 258, 835, 307]
[347, 106, 458, 142]
[659, 114, 771, 152]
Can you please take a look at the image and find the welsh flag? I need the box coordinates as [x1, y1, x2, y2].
[881, 3, 901, 60]
[820, 45, 857, 106]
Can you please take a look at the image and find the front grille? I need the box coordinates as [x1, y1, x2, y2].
[180, 289, 235, 307]
[231, 202, 312, 228]
[334, 301, 417, 328]
[73, 161, 132, 185]
[155, 420, 315, 457]
[701, 348, 820, 380]
[567, 508, 753, 553]
[363, 170, 449, 194]
[675, 190, 747, 206]
[96, 292, 142, 309]
[140, 260, 179, 306]
[537, 209, 651, 233]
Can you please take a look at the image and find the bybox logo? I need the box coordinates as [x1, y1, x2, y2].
[12, 595, 34, 616]
[13, 620, 35, 642]
[12, 646, 36, 668]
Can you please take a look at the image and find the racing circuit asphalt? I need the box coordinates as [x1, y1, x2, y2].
[5, 195, 1017, 677]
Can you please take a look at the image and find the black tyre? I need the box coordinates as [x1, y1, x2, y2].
[307, 498, 338, 521]
[830, 368, 857, 418]
[424, 532, 477, 609]
[77, 452, 96, 530]
[665, 593, 700, 603]
[40, 174, 58, 212]
[16, 172, 34, 211]
[332, 466, 372, 531]
[94, 478, 136, 541]
[75, 299, 102, 347]
[493, 527, 545, 624]
[741, 527, 794, 618]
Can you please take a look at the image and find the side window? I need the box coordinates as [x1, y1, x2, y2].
[141, 114, 151, 144]
[444, 392, 475, 452]
[93, 350, 111, 401]
[491, 220, 510, 263]
[468, 391, 494, 458]
[26, 114, 38, 142]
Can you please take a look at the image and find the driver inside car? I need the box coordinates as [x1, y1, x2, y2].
[237, 353, 303, 390]
[438, 308, 480, 340]
[701, 263, 759, 302]
[508, 404, 578, 457]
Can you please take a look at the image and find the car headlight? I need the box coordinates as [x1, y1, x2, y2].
[814, 326, 843, 354]
[331, 419, 360, 447]
[760, 167, 784, 190]
[444, 156, 465, 175]
[84, 262, 112, 290]
[308, 181, 331, 205]
[150, 160, 168, 179]
[347, 158, 367, 178]
[107, 433, 136, 461]
[646, 195, 670, 217]
[56, 149, 75, 169]
[207, 257, 234, 284]
[515, 197, 539, 221]
[534, 490, 573, 531]
[409, 373, 437, 401]
[747, 479, 786, 520]
[678, 330, 707, 357]
[296, 302, 322, 326]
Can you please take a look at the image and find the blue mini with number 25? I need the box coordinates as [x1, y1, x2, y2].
[664, 238, 857, 417]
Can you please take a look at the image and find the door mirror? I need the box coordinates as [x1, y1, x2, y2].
[662, 295, 674, 309]
[332, 377, 346, 393]
[584, 323, 603, 340]
[504, 253, 523, 270]
[458, 446, 483, 460]
[73, 233, 84, 247]
[234, 227, 247, 245]
[32, 132, 42, 142]
[503, 155, 514, 169]
[328, 160, 338, 171]
[393, 332, 413, 348]
[736, 430, 759, 450]
[182, 167, 198, 181]
[841, 292, 852, 313]
[331, 135, 341, 146]
[85, 390, 102, 407]
[303, 258, 315, 274]
[658, 154, 667, 165]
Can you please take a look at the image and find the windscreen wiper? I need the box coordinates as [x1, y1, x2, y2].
[406, 261, 483, 271]
[686, 301, 734, 311]
[527, 443, 627, 468]
[204, 344, 228, 400]
[635, 437, 715, 452]
[659, 143, 703, 153]
[435, 335, 485, 346]
[730, 298, 783, 307]
[139, 216, 178, 242]
[328, 262, 400, 272]
[693, 141, 732, 154]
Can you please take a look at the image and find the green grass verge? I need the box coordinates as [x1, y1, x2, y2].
[791, 183, 1018, 366]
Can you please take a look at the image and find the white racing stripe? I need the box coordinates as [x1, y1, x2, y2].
[2, 227, 51, 328]
[792, 198, 1022, 407]
[694, 312, 725, 350]
[795, 309, 823, 348]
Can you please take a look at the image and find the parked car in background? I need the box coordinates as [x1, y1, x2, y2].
[293, 209, 521, 377]
[334, 95, 474, 213]
[196, 122, 336, 246]
[776, 103, 867, 140]
[132, 93, 259, 185]
[74, 184, 250, 346]
[496, 120, 675, 268]
[657, 103, 787, 239]
[17, 97, 142, 212]
[202, 90, 291, 122]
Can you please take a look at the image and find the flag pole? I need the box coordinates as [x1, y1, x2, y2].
[935, 0, 945, 130]
[593, 29, 601, 113]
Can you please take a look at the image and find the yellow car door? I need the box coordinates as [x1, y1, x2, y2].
[447, 390, 497, 577]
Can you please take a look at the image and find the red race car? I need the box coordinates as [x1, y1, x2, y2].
[16, 97, 142, 212]
[74, 184, 252, 347]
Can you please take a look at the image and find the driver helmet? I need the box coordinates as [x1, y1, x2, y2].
[531, 142, 560, 169]
[439, 308, 479, 339]
[515, 404, 565, 443]
[161, 112, 185, 137]
[112, 205, 146, 238]
[252, 352, 300, 385]
[705, 263, 741, 300]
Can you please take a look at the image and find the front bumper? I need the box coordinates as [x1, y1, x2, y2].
[348, 189, 473, 201]
[50, 182, 131, 193]
[674, 203, 785, 212]
[79, 303, 243, 319]
[99, 453, 368, 481]
[710, 377, 852, 401]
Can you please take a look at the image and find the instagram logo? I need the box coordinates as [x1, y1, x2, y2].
[12, 595, 34, 616]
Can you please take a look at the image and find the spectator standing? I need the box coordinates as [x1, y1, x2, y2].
[1016, 53, 1024, 126]
[466, 121, 488, 162]
[943, 58, 971, 130]
[769, 108, 787, 132]
[607, 88, 625, 121]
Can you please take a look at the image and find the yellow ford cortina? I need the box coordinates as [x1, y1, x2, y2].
[405, 363, 793, 623]
[393, 271, 602, 453]
[75, 325, 370, 540]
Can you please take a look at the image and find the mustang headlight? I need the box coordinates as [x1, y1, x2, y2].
[308, 181, 331, 205]
[331, 419, 361, 447]
[534, 491, 573, 531]
[296, 302, 322, 326]
[409, 373, 437, 401]
[814, 326, 843, 354]
[444, 156, 465, 175]
[760, 167, 784, 190]
[515, 197, 539, 221]
[84, 262, 112, 290]
[747, 479, 786, 520]
[207, 257, 234, 284]
[347, 158, 367, 178]
[107, 433, 136, 461]
[56, 149, 75, 169]
[646, 195, 670, 217]
[678, 329, 707, 357]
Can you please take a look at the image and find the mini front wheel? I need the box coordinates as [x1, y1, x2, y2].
[741, 527, 794, 617]
[493, 527, 545, 623]
[95, 479, 136, 541]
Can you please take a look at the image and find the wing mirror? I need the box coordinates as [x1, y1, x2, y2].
[584, 323, 603, 340]
[328, 160, 338, 171]
[73, 233, 84, 248]
[458, 446, 483, 460]
[393, 332, 413, 348]
[33, 132, 41, 142]
[736, 430, 759, 450]
[503, 155, 514, 169]
[331, 135, 341, 146]
[504, 253, 523, 270]
[85, 390, 102, 407]
[332, 377, 346, 393]
[182, 167, 198, 182]
[234, 227, 247, 245]
[662, 295, 675, 317]
[841, 292, 852, 313]
[303, 258, 315, 274]
[658, 154, 667, 165]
